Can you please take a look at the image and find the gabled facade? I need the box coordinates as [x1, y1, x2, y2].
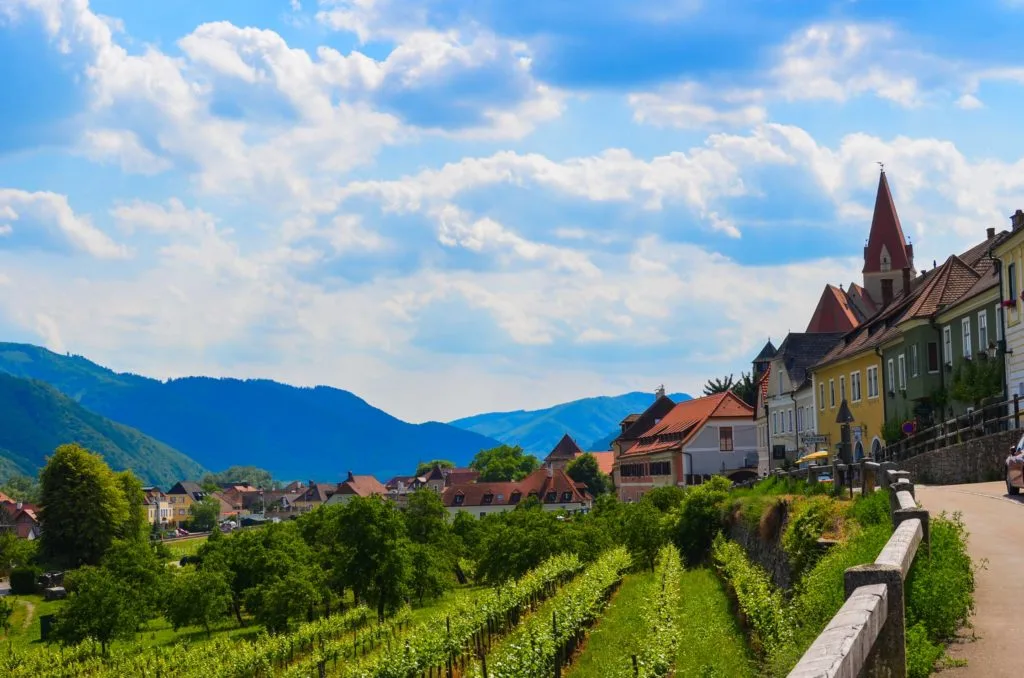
[440, 466, 590, 518]
[613, 391, 757, 501]
[879, 229, 1007, 426]
[993, 210, 1024, 398]
[166, 481, 207, 525]
[142, 487, 172, 526]
[543, 434, 615, 476]
[325, 471, 387, 505]
[863, 169, 916, 308]
[763, 332, 844, 468]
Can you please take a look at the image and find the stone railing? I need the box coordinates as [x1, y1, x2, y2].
[787, 463, 928, 678]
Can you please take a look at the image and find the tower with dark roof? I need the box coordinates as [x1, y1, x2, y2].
[863, 169, 915, 308]
[752, 339, 777, 381]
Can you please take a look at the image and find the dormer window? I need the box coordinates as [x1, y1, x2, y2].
[482, 493, 494, 505]
[561, 491, 572, 502]
[509, 491, 521, 504]
[454, 493, 464, 506]
[545, 491, 557, 502]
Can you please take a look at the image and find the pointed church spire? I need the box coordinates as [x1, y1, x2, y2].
[863, 169, 913, 275]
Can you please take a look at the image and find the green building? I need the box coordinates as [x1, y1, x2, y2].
[879, 230, 1007, 428]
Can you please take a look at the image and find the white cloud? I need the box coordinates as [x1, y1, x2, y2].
[0, 189, 129, 259]
[629, 82, 767, 130]
[79, 129, 172, 174]
[955, 93, 984, 110]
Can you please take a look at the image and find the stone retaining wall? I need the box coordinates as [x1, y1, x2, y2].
[728, 502, 792, 591]
[898, 428, 1018, 485]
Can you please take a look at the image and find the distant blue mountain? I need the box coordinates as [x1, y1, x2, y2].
[0, 342, 501, 483]
[449, 391, 692, 456]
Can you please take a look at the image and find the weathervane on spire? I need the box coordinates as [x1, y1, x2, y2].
[877, 161, 885, 172]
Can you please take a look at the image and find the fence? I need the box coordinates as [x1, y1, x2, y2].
[880, 395, 1020, 463]
[786, 461, 927, 678]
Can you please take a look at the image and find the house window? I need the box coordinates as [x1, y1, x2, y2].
[881, 278, 894, 300]
[943, 326, 952, 365]
[545, 491, 557, 502]
[1009, 262, 1018, 302]
[851, 371, 862, 402]
[979, 311, 989, 351]
[778, 369, 783, 394]
[454, 494, 464, 506]
[788, 410, 793, 432]
[650, 461, 671, 475]
[927, 342, 939, 373]
[829, 379, 836, 408]
[839, 376, 846, 402]
[867, 366, 879, 398]
[887, 359, 895, 394]
[819, 383, 825, 410]
[962, 318, 972, 358]
[719, 427, 734, 451]
[910, 344, 919, 377]
[561, 491, 573, 502]
[898, 354, 906, 390]
[482, 493, 493, 505]
[997, 304, 1004, 341]
[509, 492, 521, 504]
[480, 512, 486, 518]
[796, 407, 803, 430]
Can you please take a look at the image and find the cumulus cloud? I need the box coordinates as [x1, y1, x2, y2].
[0, 189, 129, 259]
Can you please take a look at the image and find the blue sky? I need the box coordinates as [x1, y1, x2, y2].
[3, 0, 1024, 422]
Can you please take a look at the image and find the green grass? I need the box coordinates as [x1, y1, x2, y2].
[566, 569, 755, 678]
[565, 572, 652, 678]
[164, 536, 209, 560]
[2, 595, 64, 650]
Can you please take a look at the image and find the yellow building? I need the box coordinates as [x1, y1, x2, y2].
[810, 338, 885, 461]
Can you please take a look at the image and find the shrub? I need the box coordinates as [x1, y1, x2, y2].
[781, 497, 841, 579]
[905, 513, 975, 641]
[672, 477, 732, 566]
[848, 487, 890, 527]
[906, 622, 944, 678]
[10, 566, 40, 595]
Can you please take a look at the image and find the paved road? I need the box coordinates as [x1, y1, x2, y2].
[916, 481, 1024, 677]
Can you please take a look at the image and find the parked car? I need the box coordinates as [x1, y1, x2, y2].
[1005, 433, 1024, 495]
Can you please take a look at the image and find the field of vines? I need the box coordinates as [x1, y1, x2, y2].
[0, 553, 584, 678]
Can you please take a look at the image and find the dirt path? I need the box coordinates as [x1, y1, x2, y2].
[18, 597, 36, 631]
[916, 481, 1024, 677]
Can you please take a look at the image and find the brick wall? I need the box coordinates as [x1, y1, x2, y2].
[899, 429, 1019, 485]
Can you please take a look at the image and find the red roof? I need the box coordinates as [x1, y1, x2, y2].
[624, 391, 753, 456]
[441, 467, 589, 508]
[546, 434, 584, 462]
[585, 451, 615, 476]
[337, 473, 387, 498]
[805, 284, 864, 333]
[863, 171, 913, 274]
[445, 469, 480, 485]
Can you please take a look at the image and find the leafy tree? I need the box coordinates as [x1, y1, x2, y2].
[642, 486, 686, 512]
[671, 477, 732, 566]
[334, 497, 412, 620]
[702, 374, 736, 395]
[470, 444, 540, 482]
[188, 496, 223, 532]
[0, 596, 12, 636]
[564, 512, 616, 563]
[115, 471, 149, 542]
[415, 460, 455, 476]
[246, 566, 324, 634]
[451, 510, 480, 558]
[164, 567, 233, 636]
[404, 489, 450, 545]
[474, 508, 565, 583]
[200, 466, 273, 490]
[622, 501, 667, 570]
[39, 444, 129, 569]
[949, 357, 1003, 409]
[0, 530, 36, 577]
[101, 538, 170, 619]
[53, 566, 143, 653]
[565, 453, 609, 496]
[703, 372, 756, 405]
[0, 474, 40, 504]
[408, 543, 452, 603]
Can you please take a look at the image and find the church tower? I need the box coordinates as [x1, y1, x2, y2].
[862, 169, 915, 307]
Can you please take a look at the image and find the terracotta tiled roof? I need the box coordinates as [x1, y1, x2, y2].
[336, 473, 386, 498]
[863, 171, 913, 274]
[546, 434, 584, 461]
[902, 256, 980, 320]
[614, 395, 678, 445]
[624, 391, 753, 456]
[0, 492, 13, 504]
[584, 451, 615, 476]
[385, 475, 417, 490]
[297, 483, 333, 503]
[445, 469, 480, 485]
[805, 285, 864, 333]
[441, 468, 589, 509]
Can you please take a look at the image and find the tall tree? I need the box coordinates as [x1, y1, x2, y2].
[101, 538, 170, 619]
[702, 374, 736, 395]
[115, 471, 149, 542]
[469, 444, 540, 482]
[200, 466, 274, 490]
[415, 459, 455, 476]
[334, 496, 412, 620]
[39, 444, 129, 569]
[188, 496, 223, 532]
[52, 566, 142, 653]
[702, 372, 756, 406]
[164, 567, 233, 636]
[404, 489, 450, 545]
[0, 474, 40, 504]
[565, 453, 609, 496]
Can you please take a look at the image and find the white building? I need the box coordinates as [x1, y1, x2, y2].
[994, 210, 1024, 402]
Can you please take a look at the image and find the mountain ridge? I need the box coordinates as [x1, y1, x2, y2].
[449, 390, 692, 455]
[0, 342, 501, 482]
[0, 371, 205, 486]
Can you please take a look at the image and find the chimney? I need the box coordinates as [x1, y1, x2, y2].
[16, 502, 23, 511]
[546, 464, 553, 478]
[882, 282, 893, 307]
[655, 384, 666, 398]
[902, 267, 911, 296]
[346, 471, 354, 482]
[1013, 209, 1024, 231]
[987, 227, 996, 239]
